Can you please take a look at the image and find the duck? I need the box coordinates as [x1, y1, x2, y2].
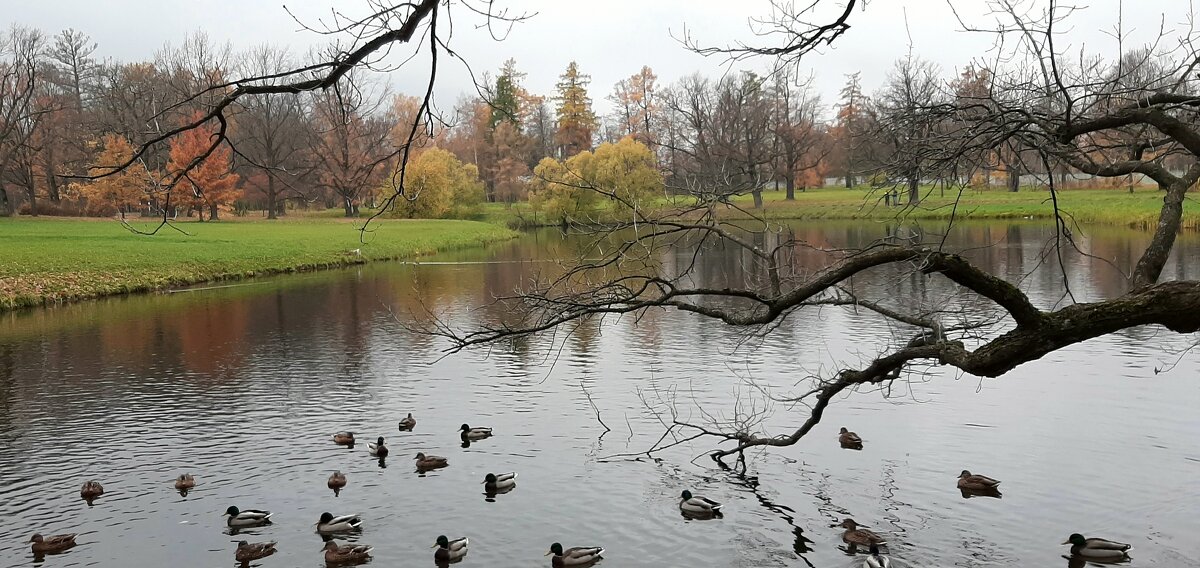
[415, 452, 449, 469]
[399, 413, 417, 431]
[460, 424, 492, 440]
[957, 470, 1001, 491]
[368, 437, 388, 457]
[838, 427, 863, 446]
[327, 470, 347, 489]
[864, 543, 891, 567]
[174, 474, 196, 491]
[332, 431, 355, 445]
[224, 506, 273, 527]
[322, 541, 373, 564]
[840, 519, 885, 549]
[235, 540, 277, 562]
[679, 490, 723, 515]
[1062, 533, 1132, 560]
[546, 543, 604, 566]
[483, 472, 517, 491]
[28, 533, 77, 554]
[80, 480, 104, 499]
[433, 535, 469, 562]
[317, 512, 363, 533]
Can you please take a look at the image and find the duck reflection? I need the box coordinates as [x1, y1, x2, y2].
[959, 486, 1002, 499]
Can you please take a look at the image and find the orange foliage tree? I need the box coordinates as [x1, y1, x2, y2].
[82, 134, 149, 216]
[167, 113, 241, 221]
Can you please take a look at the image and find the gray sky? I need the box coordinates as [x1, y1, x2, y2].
[8, 1, 1193, 119]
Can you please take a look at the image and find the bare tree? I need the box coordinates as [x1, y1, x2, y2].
[875, 54, 942, 204]
[0, 26, 47, 216]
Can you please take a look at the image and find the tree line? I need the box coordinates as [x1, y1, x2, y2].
[0, 22, 1184, 221]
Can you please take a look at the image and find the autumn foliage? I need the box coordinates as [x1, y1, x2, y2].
[82, 134, 148, 215]
[167, 114, 241, 220]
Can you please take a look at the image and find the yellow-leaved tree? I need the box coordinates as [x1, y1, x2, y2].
[388, 147, 485, 219]
[530, 137, 661, 224]
[82, 134, 149, 216]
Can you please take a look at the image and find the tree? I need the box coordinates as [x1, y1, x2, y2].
[82, 134, 146, 214]
[167, 113, 240, 220]
[388, 147, 484, 219]
[231, 45, 309, 219]
[307, 73, 393, 217]
[771, 69, 824, 199]
[554, 61, 596, 158]
[489, 58, 524, 130]
[830, 72, 871, 188]
[876, 55, 942, 204]
[529, 137, 661, 223]
[608, 66, 658, 146]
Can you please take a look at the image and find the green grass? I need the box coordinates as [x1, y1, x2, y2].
[718, 186, 1200, 229]
[481, 186, 1199, 230]
[0, 217, 515, 310]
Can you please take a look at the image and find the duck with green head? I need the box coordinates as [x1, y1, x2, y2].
[224, 506, 273, 527]
[316, 512, 362, 533]
[483, 472, 517, 492]
[546, 543, 604, 567]
[433, 535, 468, 562]
[460, 424, 492, 440]
[679, 490, 723, 515]
[369, 437, 388, 457]
[1062, 534, 1131, 560]
[864, 543, 891, 567]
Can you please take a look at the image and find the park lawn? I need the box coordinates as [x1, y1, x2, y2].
[720, 186, 1200, 229]
[479, 186, 1198, 229]
[0, 217, 515, 310]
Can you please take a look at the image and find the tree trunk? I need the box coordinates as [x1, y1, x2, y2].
[343, 198, 354, 217]
[25, 183, 36, 217]
[785, 175, 795, 200]
[210, 203, 219, 221]
[1131, 181, 1188, 287]
[46, 173, 61, 203]
[1008, 163, 1021, 192]
[908, 176, 920, 205]
[844, 172, 853, 188]
[751, 188, 764, 209]
[0, 185, 11, 216]
[266, 175, 278, 220]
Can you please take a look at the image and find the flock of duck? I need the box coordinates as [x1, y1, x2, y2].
[25, 418, 1133, 566]
[835, 427, 1132, 566]
[26, 416, 606, 566]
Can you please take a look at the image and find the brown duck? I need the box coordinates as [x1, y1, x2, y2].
[840, 518, 886, 549]
[957, 470, 1001, 491]
[838, 428, 863, 446]
[29, 533, 77, 554]
[322, 541, 373, 564]
[235, 540, 277, 562]
[80, 480, 104, 500]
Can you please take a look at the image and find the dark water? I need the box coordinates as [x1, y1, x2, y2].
[0, 221, 1197, 567]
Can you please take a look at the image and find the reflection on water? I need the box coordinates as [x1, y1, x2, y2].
[0, 221, 1197, 567]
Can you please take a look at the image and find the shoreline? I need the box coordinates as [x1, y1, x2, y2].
[0, 217, 516, 312]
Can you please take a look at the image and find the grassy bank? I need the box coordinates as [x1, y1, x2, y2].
[480, 187, 1199, 230]
[0, 217, 515, 311]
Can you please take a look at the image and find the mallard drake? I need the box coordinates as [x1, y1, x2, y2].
[1062, 533, 1131, 560]
[433, 535, 469, 562]
[679, 490, 723, 514]
[483, 472, 517, 491]
[28, 533, 76, 554]
[460, 424, 492, 440]
[316, 512, 363, 533]
[333, 431, 355, 445]
[175, 474, 196, 491]
[415, 452, 448, 469]
[838, 427, 863, 445]
[864, 543, 891, 567]
[235, 540, 277, 562]
[399, 413, 417, 431]
[322, 541, 373, 564]
[327, 471, 347, 489]
[368, 437, 388, 457]
[80, 480, 104, 499]
[840, 519, 885, 549]
[957, 470, 1001, 491]
[546, 543, 604, 566]
[224, 506, 273, 527]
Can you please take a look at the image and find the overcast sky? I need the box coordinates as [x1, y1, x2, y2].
[8, 1, 1194, 119]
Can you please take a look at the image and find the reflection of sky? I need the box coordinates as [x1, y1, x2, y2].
[0, 221, 1196, 567]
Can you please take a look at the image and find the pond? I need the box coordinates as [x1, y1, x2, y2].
[0, 220, 1196, 567]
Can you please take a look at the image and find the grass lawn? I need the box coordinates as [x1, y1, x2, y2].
[0, 217, 515, 310]
[480, 186, 1199, 230]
